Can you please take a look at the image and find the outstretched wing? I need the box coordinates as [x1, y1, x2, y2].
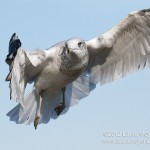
[65, 9, 150, 106]
[85, 9, 150, 85]
[10, 48, 46, 107]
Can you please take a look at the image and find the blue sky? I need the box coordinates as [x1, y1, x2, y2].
[0, 0, 150, 150]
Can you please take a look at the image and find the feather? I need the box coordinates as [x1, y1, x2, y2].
[10, 48, 46, 107]
[85, 9, 150, 85]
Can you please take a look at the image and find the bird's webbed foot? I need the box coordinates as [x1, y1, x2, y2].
[55, 103, 66, 116]
[55, 88, 66, 116]
[5, 72, 12, 81]
[34, 116, 40, 130]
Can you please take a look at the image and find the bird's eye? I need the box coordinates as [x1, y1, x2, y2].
[78, 42, 82, 47]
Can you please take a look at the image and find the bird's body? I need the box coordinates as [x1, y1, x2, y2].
[7, 38, 89, 126]
[6, 9, 150, 128]
[34, 40, 88, 93]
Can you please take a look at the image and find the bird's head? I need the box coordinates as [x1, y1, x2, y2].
[64, 38, 88, 61]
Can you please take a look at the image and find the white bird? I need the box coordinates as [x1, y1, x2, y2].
[7, 9, 150, 129]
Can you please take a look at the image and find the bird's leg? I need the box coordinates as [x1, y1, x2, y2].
[34, 90, 43, 130]
[55, 87, 66, 116]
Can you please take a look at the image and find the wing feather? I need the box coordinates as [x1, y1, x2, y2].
[10, 48, 46, 107]
[64, 9, 150, 105]
[65, 72, 96, 107]
[85, 9, 150, 85]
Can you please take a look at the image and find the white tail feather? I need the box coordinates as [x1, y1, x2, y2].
[7, 89, 68, 125]
[7, 90, 38, 124]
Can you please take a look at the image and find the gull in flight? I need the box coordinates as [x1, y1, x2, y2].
[6, 9, 150, 129]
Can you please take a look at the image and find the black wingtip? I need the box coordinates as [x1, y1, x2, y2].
[6, 33, 22, 61]
[141, 8, 150, 13]
[12, 32, 16, 37]
[9, 33, 17, 43]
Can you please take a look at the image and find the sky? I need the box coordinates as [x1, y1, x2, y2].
[0, 0, 150, 150]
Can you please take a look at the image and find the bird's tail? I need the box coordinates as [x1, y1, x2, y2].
[7, 89, 67, 125]
[7, 90, 39, 125]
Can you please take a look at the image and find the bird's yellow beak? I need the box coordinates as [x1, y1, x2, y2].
[67, 48, 72, 53]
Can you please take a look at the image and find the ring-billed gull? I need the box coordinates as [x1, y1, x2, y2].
[6, 9, 150, 129]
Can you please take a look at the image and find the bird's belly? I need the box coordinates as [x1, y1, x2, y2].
[33, 49, 88, 93]
[33, 64, 78, 92]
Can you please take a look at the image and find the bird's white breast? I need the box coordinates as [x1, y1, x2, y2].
[33, 44, 89, 92]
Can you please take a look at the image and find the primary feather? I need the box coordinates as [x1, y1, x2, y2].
[86, 9, 150, 84]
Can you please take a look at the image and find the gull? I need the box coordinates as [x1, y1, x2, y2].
[6, 9, 150, 129]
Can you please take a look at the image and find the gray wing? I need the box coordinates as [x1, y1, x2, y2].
[66, 9, 150, 106]
[10, 48, 46, 107]
[85, 9, 150, 85]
